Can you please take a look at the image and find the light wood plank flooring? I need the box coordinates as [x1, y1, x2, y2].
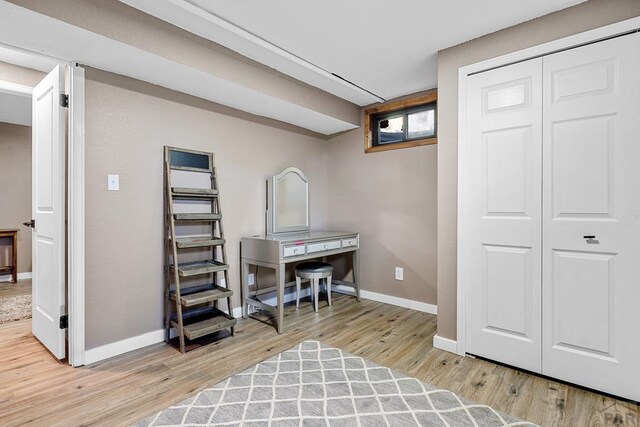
[0, 294, 637, 426]
[0, 278, 31, 299]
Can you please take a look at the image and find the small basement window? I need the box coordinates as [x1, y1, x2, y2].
[364, 91, 437, 153]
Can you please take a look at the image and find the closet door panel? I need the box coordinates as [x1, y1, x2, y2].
[466, 58, 543, 373]
[542, 32, 640, 402]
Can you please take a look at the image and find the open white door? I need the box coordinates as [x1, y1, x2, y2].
[31, 65, 66, 359]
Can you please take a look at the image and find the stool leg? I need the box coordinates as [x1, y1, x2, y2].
[310, 280, 314, 302]
[313, 277, 319, 313]
[327, 275, 332, 306]
[296, 276, 301, 308]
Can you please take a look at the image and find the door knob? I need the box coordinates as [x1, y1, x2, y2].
[23, 219, 35, 228]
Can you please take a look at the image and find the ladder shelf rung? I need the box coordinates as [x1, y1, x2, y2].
[172, 260, 229, 277]
[170, 283, 233, 307]
[173, 213, 222, 221]
[174, 236, 226, 249]
[172, 187, 219, 199]
[170, 307, 237, 340]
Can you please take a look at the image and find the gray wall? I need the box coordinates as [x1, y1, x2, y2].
[0, 122, 32, 274]
[327, 92, 438, 306]
[0, 60, 44, 87]
[84, 68, 330, 349]
[436, 0, 640, 340]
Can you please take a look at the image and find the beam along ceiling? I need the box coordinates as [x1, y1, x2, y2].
[0, 91, 31, 126]
[122, 0, 586, 105]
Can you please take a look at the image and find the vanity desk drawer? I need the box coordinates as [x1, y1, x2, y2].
[342, 237, 358, 248]
[306, 240, 341, 254]
[283, 244, 305, 258]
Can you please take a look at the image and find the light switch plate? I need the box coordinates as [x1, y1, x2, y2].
[395, 267, 404, 281]
[107, 174, 119, 191]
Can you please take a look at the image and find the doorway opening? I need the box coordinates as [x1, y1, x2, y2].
[0, 105, 33, 325]
[0, 44, 85, 366]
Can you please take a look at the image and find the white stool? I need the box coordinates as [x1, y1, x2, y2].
[295, 262, 333, 312]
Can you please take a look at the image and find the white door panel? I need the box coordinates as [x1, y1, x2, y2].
[32, 65, 66, 360]
[466, 58, 543, 373]
[542, 32, 640, 401]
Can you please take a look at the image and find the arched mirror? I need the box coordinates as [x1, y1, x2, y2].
[267, 167, 309, 234]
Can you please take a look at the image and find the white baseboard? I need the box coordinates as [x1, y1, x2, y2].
[85, 329, 166, 365]
[433, 334, 458, 354]
[233, 285, 312, 318]
[333, 285, 437, 315]
[85, 286, 311, 365]
[84, 284, 436, 365]
[0, 272, 32, 283]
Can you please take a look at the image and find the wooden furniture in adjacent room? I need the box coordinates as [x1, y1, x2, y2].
[0, 229, 18, 283]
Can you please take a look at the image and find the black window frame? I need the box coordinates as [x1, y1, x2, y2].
[371, 102, 437, 147]
[364, 91, 438, 154]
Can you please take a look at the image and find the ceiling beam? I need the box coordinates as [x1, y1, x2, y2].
[0, 1, 359, 135]
[119, 0, 385, 106]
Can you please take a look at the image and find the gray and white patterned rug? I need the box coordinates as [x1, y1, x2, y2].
[136, 341, 537, 426]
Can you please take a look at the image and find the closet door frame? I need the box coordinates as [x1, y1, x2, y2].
[454, 16, 640, 357]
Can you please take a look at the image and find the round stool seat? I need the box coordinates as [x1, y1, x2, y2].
[295, 262, 334, 312]
[295, 261, 333, 279]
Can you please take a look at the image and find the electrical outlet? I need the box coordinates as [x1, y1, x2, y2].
[248, 273, 255, 285]
[395, 267, 404, 281]
[220, 278, 226, 287]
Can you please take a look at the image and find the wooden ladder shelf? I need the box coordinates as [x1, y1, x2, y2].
[164, 146, 236, 353]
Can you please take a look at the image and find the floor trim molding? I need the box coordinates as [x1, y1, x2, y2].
[433, 334, 458, 354]
[86, 285, 437, 365]
[85, 329, 165, 365]
[334, 285, 437, 315]
[232, 285, 312, 318]
[0, 272, 32, 283]
[85, 287, 313, 365]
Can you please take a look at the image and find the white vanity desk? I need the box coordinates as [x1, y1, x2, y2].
[240, 231, 360, 333]
[240, 166, 359, 334]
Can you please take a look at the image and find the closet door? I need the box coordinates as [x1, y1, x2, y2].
[542, 32, 640, 401]
[466, 58, 543, 372]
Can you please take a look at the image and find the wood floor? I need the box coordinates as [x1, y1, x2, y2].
[0, 294, 637, 426]
[0, 278, 31, 299]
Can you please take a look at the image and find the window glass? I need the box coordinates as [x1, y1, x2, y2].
[364, 92, 437, 153]
[407, 109, 435, 139]
[378, 115, 404, 144]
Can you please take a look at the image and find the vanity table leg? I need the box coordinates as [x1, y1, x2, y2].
[276, 263, 285, 334]
[241, 259, 249, 319]
[353, 250, 361, 302]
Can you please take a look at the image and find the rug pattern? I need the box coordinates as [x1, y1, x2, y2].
[0, 294, 31, 324]
[136, 340, 537, 426]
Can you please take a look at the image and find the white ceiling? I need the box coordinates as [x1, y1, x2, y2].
[124, 0, 586, 104]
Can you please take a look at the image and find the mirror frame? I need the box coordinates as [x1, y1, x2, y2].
[267, 167, 310, 234]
